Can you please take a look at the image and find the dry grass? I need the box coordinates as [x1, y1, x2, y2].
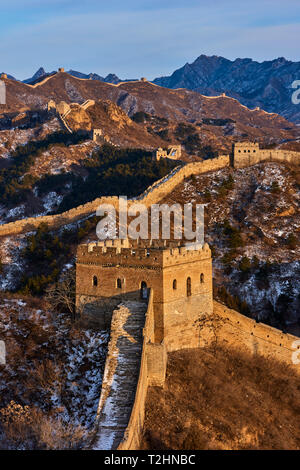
[141, 346, 300, 450]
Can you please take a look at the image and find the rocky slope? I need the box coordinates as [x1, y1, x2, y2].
[0, 295, 109, 449]
[153, 55, 300, 123]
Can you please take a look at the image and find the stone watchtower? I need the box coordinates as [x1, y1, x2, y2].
[233, 141, 260, 168]
[76, 239, 213, 349]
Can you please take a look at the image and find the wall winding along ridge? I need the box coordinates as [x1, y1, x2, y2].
[0, 155, 230, 237]
[1, 148, 299, 238]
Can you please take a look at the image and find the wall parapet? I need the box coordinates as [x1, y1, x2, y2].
[233, 142, 300, 168]
[213, 301, 300, 372]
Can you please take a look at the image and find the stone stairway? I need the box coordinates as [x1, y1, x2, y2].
[93, 301, 146, 450]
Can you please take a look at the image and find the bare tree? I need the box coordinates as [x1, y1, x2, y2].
[193, 311, 226, 352]
[0, 401, 87, 450]
[45, 268, 76, 320]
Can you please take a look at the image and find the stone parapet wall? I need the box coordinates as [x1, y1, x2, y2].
[234, 143, 300, 169]
[77, 241, 211, 267]
[117, 298, 300, 450]
[213, 301, 300, 372]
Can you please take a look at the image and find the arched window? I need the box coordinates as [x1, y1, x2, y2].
[187, 277, 191, 297]
[93, 275, 98, 287]
[200, 273, 204, 284]
[117, 278, 122, 289]
[173, 279, 177, 290]
[141, 281, 148, 299]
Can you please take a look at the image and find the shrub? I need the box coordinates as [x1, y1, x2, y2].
[204, 189, 212, 202]
[270, 181, 280, 194]
[239, 256, 251, 273]
[222, 220, 243, 249]
[0, 401, 86, 450]
[214, 286, 250, 316]
[131, 111, 149, 123]
[287, 233, 297, 250]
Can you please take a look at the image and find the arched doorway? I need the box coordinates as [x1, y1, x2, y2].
[93, 275, 98, 287]
[187, 277, 191, 297]
[141, 281, 148, 299]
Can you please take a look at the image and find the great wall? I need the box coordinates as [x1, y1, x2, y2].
[115, 298, 300, 450]
[88, 282, 300, 451]
[0, 129, 299, 449]
[75, 235, 300, 450]
[0, 142, 299, 238]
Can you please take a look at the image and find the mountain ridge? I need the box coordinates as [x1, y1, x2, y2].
[3, 54, 300, 121]
[1, 72, 299, 154]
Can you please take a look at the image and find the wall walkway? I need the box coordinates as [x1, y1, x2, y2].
[93, 301, 147, 450]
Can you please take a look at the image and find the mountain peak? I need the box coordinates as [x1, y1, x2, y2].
[23, 67, 47, 84]
[33, 67, 46, 78]
[153, 54, 300, 122]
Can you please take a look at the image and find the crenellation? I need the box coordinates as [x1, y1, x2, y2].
[233, 141, 300, 168]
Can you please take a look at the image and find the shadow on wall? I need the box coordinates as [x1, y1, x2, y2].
[76, 289, 149, 330]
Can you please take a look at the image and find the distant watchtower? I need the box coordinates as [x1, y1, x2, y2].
[154, 145, 182, 161]
[92, 129, 103, 142]
[47, 99, 56, 111]
[76, 239, 213, 346]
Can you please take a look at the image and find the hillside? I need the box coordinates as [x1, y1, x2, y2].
[140, 343, 300, 450]
[10, 54, 300, 123]
[153, 54, 300, 123]
[0, 295, 109, 449]
[0, 71, 299, 338]
[64, 100, 166, 148]
[1, 73, 299, 155]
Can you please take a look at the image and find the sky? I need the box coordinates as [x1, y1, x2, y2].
[0, 0, 299, 80]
